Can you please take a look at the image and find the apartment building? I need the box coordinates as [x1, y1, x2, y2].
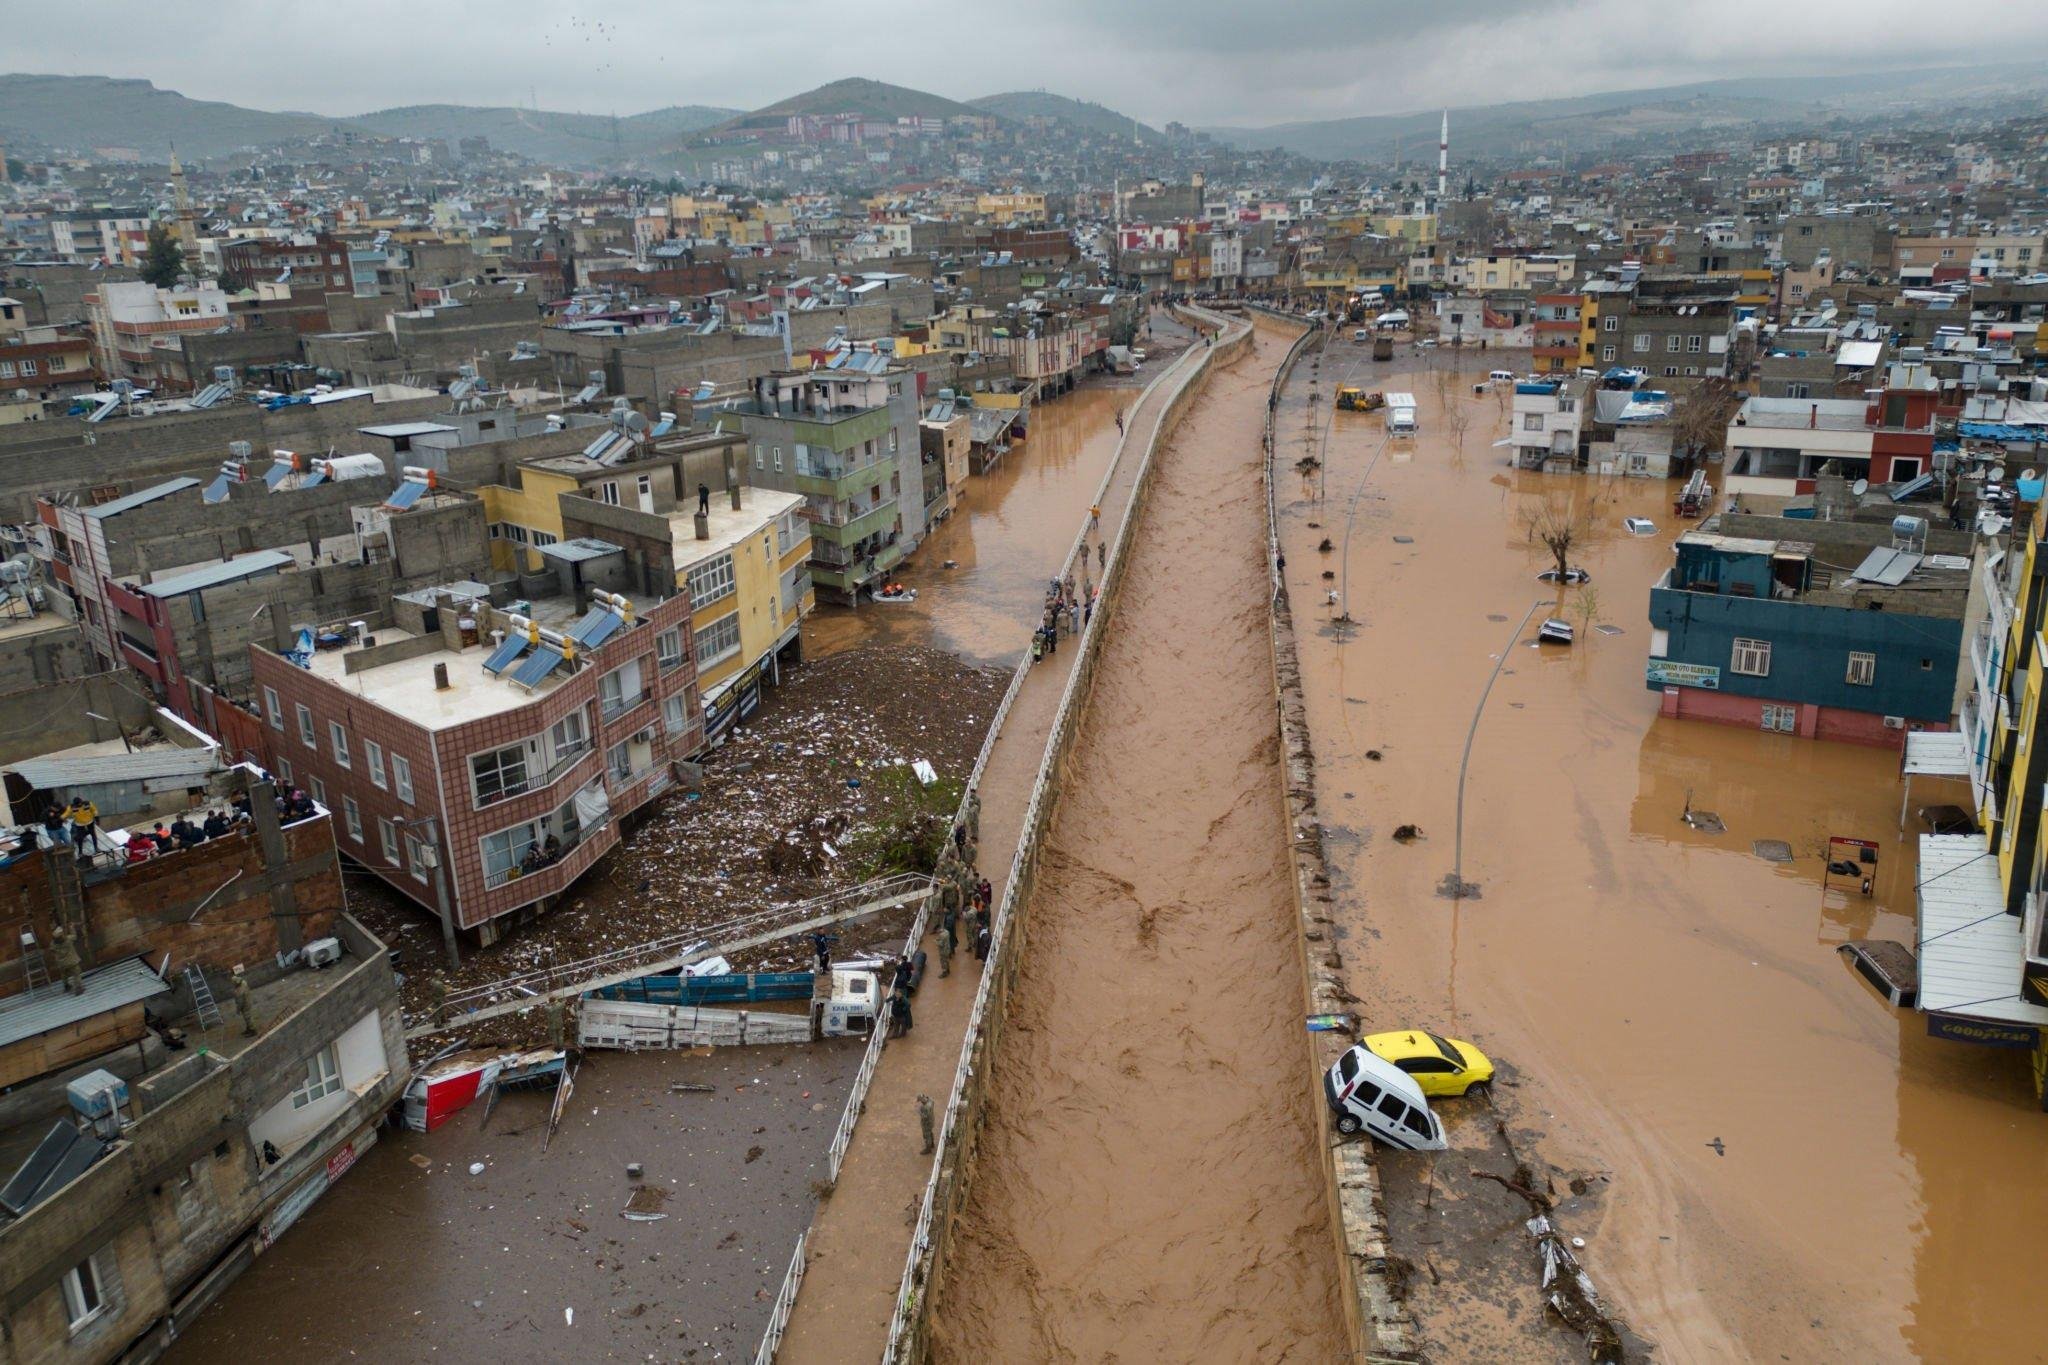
[0, 744, 405, 1362]
[1530, 294, 1583, 374]
[1581, 276, 1740, 379]
[731, 361, 923, 603]
[1722, 364, 1939, 499]
[83, 281, 231, 388]
[249, 566, 703, 945]
[1646, 511, 1969, 746]
[1506, 377, 1587, 471]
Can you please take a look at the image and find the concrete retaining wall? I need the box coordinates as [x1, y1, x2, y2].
[1250, 303, 1421, 1361]
[884, 309, 1254, 1361]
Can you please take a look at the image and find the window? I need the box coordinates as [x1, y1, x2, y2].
[664, 692, 689, 737]
[532, 530, 558, 549]
[288, 1044, 342, 1108]
[343, 796, 363, 842]
[61, 1253, 106, 1331]
[1846, 652, 1876, 686]
[754, 442, 764, 470]
[471, 742, 532, 806]
[606, 737, 634, 783]
[1687, 335, 1703, 353]
[656, 627, 685, 672]
[772, 445, 783, 472]
[365, 740, 387, 789]
[549, 709, 590, 764]
[1632, 333, 1650, 353]
[1731, 637, 1772, 677]
[686, 553, 736, 608]
[507, 525, 529, 545]
[693, 612, 742, 668]
[1523, 413, 1544, 431]
[598, 658, 645, 718]
[392, 754, 413, 804]
[308, 776, 327, 810]
[1600, 345, 1615, 362]
[18, 360, 35, 377]
[1761, 703, 1797, 733]
[1667, 334, 1682, 352]
[379, 817, 400, 865]
[599, 482, 620, 507]
[1663, 367, 1678, 377]
[329, 721, 350, 768]
[480, 821, 539, 887]
[264, 686, 282, 730]
[296, 704, 315, 747]
[405, 835, 432, 883]
[1787, 382, 1811, 399]
[276, 757, 292, 786]
[1602, 315, 1617, 331]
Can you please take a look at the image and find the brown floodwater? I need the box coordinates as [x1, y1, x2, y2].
[805, 386, 1147, 667]
[930, 326, 1349, 1362]
[1277, 346, 2048, 1363]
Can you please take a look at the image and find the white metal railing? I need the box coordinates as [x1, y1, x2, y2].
[825, 891, 930, 1182]
[754, 1230, 807, 1365]
[879, 308, 1249, 1363]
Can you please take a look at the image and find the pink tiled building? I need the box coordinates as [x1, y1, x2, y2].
[250, 576, 703, 947]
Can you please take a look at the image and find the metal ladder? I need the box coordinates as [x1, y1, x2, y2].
[19, 947, 48, 992]
[184, 966, 223, 1031]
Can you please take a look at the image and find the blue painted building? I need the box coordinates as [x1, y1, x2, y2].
[1646, 518, 1970, 745]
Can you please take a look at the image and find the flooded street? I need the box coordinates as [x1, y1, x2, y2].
[931, 323, 1348, 1362]
[1277, 342, 2048, 1362]
[166, 1045, 861, 1364]
[807, 310, 1191, 664]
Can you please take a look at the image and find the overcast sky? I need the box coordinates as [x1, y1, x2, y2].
[9, 0, 2048, 129]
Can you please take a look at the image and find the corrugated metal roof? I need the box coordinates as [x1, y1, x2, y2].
[360, 422, 457, 438]
[0, 958, 171, 1049]
[9, 748, 220, 791]
[81, 478, 200, 520]
[1916, 833, 2048, 1026]
[1903, 731, 1969, 778]
[141, 549, 294, 598]
[538, 537, 622, 564]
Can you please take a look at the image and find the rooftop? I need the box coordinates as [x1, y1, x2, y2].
[304, 628, 570, 727]
[672, 487, 806, 569]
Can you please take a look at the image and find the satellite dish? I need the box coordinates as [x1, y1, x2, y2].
[2024, 469, 2041, 483]
[624, 410, 648, 433]
[1991, 465, 2007, 484]
[1851, 478, 1869, 496]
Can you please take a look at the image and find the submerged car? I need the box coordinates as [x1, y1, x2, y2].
[1362, 1031, 1495, 1098]
[1536, 566, 1592, 584]
[1324, 1045, 1447, 1150]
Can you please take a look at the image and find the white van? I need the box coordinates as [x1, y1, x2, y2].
[1488, 370, 1516, 385]
[1325, 1044, 1446, 1150]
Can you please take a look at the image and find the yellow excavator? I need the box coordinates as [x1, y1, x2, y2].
[1336, 386, 1385, 413]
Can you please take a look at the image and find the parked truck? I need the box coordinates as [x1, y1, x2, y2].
[1372, 335, 1394, 361]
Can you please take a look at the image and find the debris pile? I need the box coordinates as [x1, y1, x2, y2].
[353, 644, 1005, 1022]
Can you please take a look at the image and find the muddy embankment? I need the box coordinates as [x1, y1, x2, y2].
[895, 314, 1351, 1364]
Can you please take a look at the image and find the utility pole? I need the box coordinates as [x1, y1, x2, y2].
[1448, 600, 1547, 900]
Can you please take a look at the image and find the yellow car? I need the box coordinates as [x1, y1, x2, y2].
[1362, 1031, 1495, 1098]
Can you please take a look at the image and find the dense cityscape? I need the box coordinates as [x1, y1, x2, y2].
[0, 15, 2043, 1363]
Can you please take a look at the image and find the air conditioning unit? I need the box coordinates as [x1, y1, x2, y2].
[1883, 715, 1906, 729]
[303, 936, 343, 969]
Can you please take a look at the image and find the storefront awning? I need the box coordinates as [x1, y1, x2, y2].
[1915, 833, 2048, 1040]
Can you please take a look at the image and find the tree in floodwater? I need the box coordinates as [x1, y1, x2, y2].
[1522, 493, 1599, 580]
[1670, 378, 1743, 463]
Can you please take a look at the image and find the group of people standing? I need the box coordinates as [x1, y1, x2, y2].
[932, 792, 991, 984]
[1031, 572, 1097, 664]
[40, 790, 264, 864]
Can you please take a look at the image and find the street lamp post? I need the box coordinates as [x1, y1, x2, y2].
[1447, 599, 1547, 901]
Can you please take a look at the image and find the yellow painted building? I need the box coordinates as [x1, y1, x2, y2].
[976, 193, 1047, 225]
[479, 469, 581, 574]
[674, 487, 813, 705]
[1366, 214, 1438, 246]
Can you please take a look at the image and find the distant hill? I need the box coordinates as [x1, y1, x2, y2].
[1203, 64, 2048, 162]
[0, 74, 340, 158]
[716, 78, 988, 132]
[970, 91, 1161, 142]
[350, 103, 735, 164]
[0, 73, 734, 165]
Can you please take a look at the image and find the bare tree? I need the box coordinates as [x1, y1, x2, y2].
[1670, 378, 1742, 464]
[1444, 396, 1472, 451]
[1521, 495, 1594, 579]
[1573, 585, 1603, 633]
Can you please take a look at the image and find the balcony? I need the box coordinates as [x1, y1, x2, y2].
[808, 499, 898, 546]
[600, 690, 648, 724]
[793, 456, 892, 500]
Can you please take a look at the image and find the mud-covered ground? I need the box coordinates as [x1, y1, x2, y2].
[166, 1044, 861, 1365]
[356, 643, 1004, 1026]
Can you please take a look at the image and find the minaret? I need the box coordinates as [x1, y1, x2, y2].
[1437, 110, 1449, 206]
[169, 147, 200, 264]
